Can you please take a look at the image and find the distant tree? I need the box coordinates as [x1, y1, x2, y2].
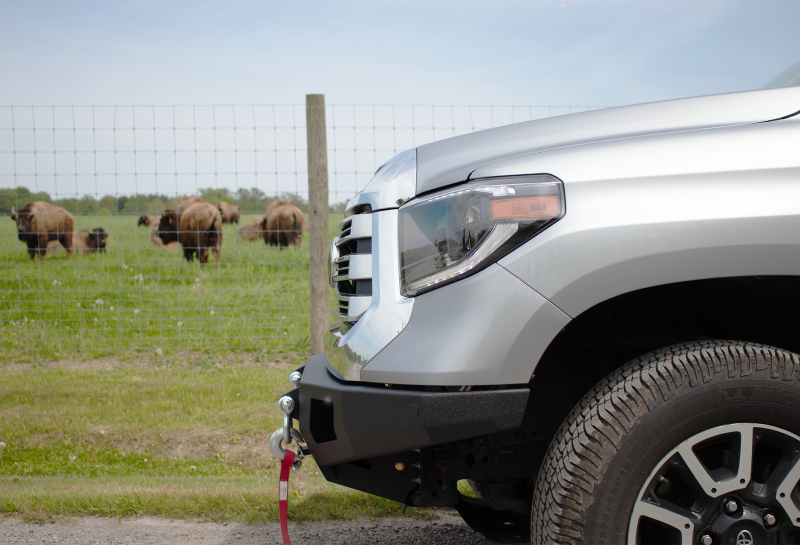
[277, 191, 308, 213]
[330, 200, 349, 214]
[98, 195, 118, 214]
[0, 187, 52, 214]
[233, 187, 267, 214]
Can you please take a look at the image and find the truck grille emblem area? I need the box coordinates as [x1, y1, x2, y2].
[331, 213, 373, 323]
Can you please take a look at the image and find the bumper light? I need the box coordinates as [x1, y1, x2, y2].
[399, 175, 565, 296]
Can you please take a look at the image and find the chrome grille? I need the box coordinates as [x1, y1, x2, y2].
[330, 213, 373, 322]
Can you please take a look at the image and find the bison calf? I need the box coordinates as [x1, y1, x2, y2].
[11, 202, 74, 260]
[157, 202, 222, 267]
[237, 217, 265, 242]
[137, 215, 159, 227]
[73, 228, 109, 254]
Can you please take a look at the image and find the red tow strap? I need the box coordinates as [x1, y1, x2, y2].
[279, 449, 296, 545]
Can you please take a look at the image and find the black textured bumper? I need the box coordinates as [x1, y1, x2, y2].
[295, 354, 530, 467]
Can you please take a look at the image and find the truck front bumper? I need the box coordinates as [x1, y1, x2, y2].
[281, 354, 530, 503]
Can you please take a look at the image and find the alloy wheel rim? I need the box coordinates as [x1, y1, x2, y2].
[628, 423, 800, 544]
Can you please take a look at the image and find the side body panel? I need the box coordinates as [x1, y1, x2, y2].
[361, 264, 571, 386]
[470, 116, 800, 318]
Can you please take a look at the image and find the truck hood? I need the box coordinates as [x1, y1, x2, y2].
[416, 86, 800, 195]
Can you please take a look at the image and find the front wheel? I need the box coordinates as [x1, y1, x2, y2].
[531, 341, 800, 544]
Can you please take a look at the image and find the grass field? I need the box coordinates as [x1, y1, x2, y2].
[0, 213, 344, 362]
[0, 357, 428, 522]
[0, 210, 435, 523]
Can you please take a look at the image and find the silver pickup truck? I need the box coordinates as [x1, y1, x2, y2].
[275, 67, 800, 544]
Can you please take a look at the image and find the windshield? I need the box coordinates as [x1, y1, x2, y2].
[762, 60, 800, 89]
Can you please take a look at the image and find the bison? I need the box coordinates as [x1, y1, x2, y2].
[237, 217, 266, 242]
[156, 201, 222, 267]
[218, 201, 240, 224]
[262, 202, 303, 247]
[266, 199, 288, 217]
[11, 202, 74, 260]
[73, 228, 109, 254]
[148, 224, 181, 249]
[137, 215, 159, 227]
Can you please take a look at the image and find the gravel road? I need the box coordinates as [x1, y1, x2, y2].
[0, 513, 498, 545]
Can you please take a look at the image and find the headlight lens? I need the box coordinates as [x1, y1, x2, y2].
[399, 175, 565, 296]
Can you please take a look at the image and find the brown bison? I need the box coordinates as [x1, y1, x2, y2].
[148, 224, 181, 249]
[137, 215, 159, 227]
[73, 228, 109, 254]
[156, 201, 222, 267]
[46, 227, 109, 255]
[237, 217, 266, 242]
[11, 202, 74, 260]
[266, 199, 288, 217]
[262, 202, 303, 247]
[218, 201, 240, 224]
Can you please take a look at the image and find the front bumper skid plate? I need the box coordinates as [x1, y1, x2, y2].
[290, 354, 530, 467]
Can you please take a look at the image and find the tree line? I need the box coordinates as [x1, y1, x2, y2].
[0, 187, 350, 215]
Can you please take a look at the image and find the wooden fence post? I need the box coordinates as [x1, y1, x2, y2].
[306, 94, 330, 355]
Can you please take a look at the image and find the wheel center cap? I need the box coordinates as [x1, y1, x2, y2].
[709, 506, 772, 545]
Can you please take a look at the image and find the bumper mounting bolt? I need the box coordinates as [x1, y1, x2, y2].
[724, 499, 738, 513]
[395, 462, 405, 472]
[289, 371, 302, 388]
[765, 513, 777, 526]
[699, 534, 713, 545]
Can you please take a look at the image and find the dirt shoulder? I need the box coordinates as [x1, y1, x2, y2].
[0, 513, 493, 545]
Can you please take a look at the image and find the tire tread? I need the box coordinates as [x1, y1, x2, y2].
[530, 340, 800, 544]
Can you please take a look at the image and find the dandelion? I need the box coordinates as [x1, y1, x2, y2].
[210, 310, 215, 316]
[69, 455, 76, 462]
[156, 348, 162, 356]
[133, 309, 140, 315]
[52, 280, 58, 285]
[190, 465, 196, 471]
[77, 303, 81, 307]
[177, 321, 182, 327]
[110, 306, 114, 311]
[144, 458, 148, 462]
[93, 317, 98, 323]
[195, 278, 200, 282]
[95, 299, 103, 305]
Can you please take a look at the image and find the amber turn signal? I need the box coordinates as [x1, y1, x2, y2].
[491, 196, 560, 220]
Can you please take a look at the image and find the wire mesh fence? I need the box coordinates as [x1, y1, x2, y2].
[0, 103, 606, 360]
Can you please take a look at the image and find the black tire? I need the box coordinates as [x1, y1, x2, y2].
[531, 340, 800, 544]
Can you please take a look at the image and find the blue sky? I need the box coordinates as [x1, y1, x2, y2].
[1, 1, 798, 201]
[1, 0, 799, 107]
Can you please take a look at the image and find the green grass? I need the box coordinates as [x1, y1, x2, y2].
[0, 213, 344, 362]
[0, 211, 416, 523]
[0, 359, 427, 522]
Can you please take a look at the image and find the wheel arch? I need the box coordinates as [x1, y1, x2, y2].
[523, 275, 800, 450]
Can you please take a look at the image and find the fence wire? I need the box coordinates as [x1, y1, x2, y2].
[0, 103, 606, 360]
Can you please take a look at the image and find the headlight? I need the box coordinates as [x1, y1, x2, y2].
[399, 175, 565, 296]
